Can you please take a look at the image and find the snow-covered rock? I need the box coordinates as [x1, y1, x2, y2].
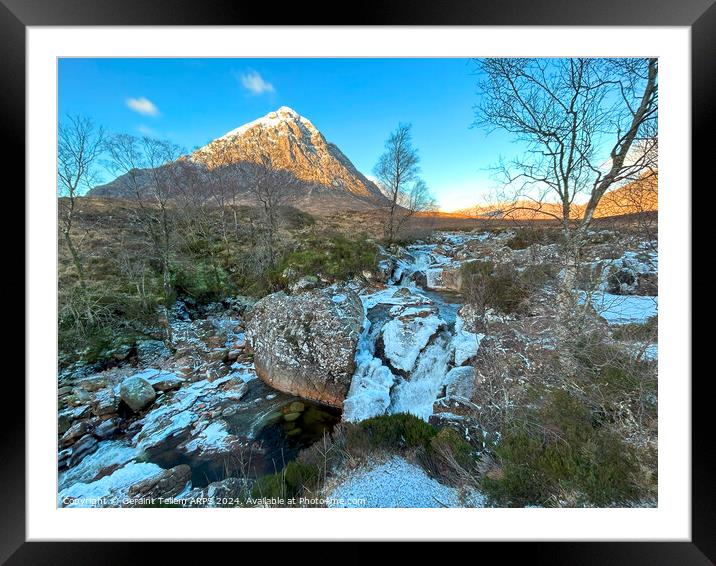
[58, 462, 167, 508]
[381, 305, 445, 373]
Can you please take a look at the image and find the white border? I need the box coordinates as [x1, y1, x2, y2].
[27, 26, 691, 541]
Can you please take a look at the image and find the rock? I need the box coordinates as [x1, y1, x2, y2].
[68, 434, 99, 467]
[58, 405, 91, 434]
[245, 286, 364, 407]
[208, 348, 229, 362]
[127, 464, 192, 502]
[119, 375, 156, 412]
[77, 375, 109, 392]
[444, 366, 477, 399]
[392, 287, 412, 299]
[380, 305, 445, 373]
[288, 401, 305, 413]
[375, 259, 394, 283]
[136, 340, 172, 366]
[137, 369, 185, 392]
[289, 275, 320, 294]
[94, 418, 121, 439]
[426, 264, 463, 292]
[452, 314, 484, 366]
[90, 389, 120, 416]
[183, 477, 247, 507]
[133, 376, 247, 460]
[59, 462, 166, 508]
[60, 420, 92, 447]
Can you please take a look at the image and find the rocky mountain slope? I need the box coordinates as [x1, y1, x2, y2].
[89, 107, 389, 214]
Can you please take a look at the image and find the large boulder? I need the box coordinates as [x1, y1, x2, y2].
[245, 286, 364, 407]
[118, 375, 156, 413]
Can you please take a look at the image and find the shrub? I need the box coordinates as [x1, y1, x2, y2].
[421, 427, 478, 485]
[172, 260, 233, 303]
[358, 413, 437, 450]
[482, 390, 642, 507]
[461, 260, 549, 314]
[611, 316, 658, 342]
[279, 233, 378, 283]
[506, 227, 563, 250]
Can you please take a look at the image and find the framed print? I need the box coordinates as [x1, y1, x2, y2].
[8, 0, 709, 562]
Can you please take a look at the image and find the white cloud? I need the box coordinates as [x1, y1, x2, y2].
[239, 71, 275, 95]
[126, 97, 160, 116]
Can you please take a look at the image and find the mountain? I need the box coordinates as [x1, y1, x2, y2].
[89, 106, 388, 214]
[452, 175, 658, 220]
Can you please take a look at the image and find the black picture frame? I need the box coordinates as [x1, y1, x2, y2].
[7, 0, 707, 563]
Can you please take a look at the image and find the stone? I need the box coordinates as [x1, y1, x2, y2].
[127, 464, 192, 502]
[94, 418, 121, 439]
[68, 434, 99, 467]
[245, 286, 364, 407]
[136, 339, 172, 366]
[60, 420, 92, 447]
[444, 366, 477, 400]
[183, 477, 247, 507]
[426, 264, 463, 292]
[90, 389, 120, 416]
[119, 375, 156, 413]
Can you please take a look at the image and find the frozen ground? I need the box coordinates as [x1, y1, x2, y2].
[326, 456, 476, 508]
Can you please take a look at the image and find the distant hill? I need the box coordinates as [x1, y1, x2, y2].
[451, 175, 658, 220]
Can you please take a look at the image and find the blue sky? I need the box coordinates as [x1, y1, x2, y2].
[58, 58, 521, 210]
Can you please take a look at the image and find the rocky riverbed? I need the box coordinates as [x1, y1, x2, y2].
[57, 228, 658, 508]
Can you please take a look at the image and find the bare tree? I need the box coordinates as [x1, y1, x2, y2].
[105, 134, 184, 339]
[374, 124, 436, 245]
[57, 115, 105, 285]
[201, 143, 245, 242]
[474, 58, 658, 371]
[474, 58, 658, 240]
[243, 156, 297, 268]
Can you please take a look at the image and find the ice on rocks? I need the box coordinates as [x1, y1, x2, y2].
[59, 440, 140, 491]
[58, 462, 166, 508]
[381, 307, 445, 373]
[452, 316, 484, 366]
[388, 334, 452, 421]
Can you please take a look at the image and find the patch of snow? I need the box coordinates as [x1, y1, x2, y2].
[582, 292, 658, 325]
[182, 421, 232, 455]
[326, 456, 463, 508]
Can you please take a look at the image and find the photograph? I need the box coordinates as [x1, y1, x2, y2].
[55, 56, 660, 510]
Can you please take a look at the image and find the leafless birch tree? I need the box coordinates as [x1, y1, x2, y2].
[374, 123, 435, 245]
